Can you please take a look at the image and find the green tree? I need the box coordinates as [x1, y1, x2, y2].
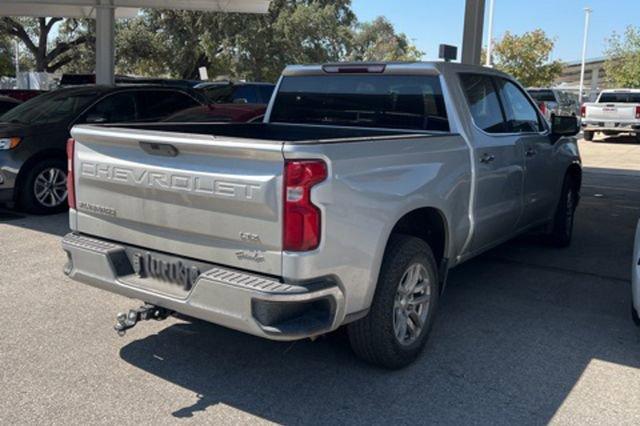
[0, 17, 94, 73]
[116, 0, 356, 81]
[348, 17, 423, 62]
[0, 35, 15, 76]
[491, 29, 562, 87]
[604, 25, 640, 88]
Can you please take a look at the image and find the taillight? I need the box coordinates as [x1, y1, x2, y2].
[538, 102, 547, 115]
[283, 160, 327, 252]
[636, 106, 640, 119]
[66, 138, 76, 209]
[581, 105, 586, 118]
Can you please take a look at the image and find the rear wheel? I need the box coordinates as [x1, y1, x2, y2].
[347, 235, 439, 369]
[583, 131, 594, 141]
[18, 159, 68, 215]
[547, 175, 578, 247]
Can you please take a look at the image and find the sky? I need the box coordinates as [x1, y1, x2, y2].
[352, 0, 640, 62]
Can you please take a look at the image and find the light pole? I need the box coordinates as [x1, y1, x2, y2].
[578, 7, 592, 105]
[485, 0, 496, 66]
[14, 39, 20, 79]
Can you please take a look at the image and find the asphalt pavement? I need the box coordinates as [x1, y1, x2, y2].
[1, 137, 639, 425]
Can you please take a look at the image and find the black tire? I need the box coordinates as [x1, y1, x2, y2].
[347, 235, 439, 369]
[18, 158, 69, 215]
[635, 133, 640, 144]
[547, 174, 578, 247]
[633, 304, 640, 327]
[583, 131, 594, 141]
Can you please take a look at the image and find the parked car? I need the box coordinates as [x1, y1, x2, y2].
[0, 85, 204, 214]
[164, 103, 267, 123]
[633, 220, 640, 326]
[60, 74, 202, 90]
[0, 96, 21, 115]
[196, 81, 275, 105]
[581, 89, 640, 142]
[528, 88, 580, 120]
[62, 62, 581, 369]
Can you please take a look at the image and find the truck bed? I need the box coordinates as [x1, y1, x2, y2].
[105, 122, 433, 143]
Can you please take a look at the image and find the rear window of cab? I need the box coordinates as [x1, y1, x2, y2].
[270, 75, 450, 132]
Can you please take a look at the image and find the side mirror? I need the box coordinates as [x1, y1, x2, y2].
[551, 114, 579, 138]
[85, 113, 108, 124]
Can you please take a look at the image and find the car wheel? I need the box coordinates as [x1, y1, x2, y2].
[347, 234, 439, 369]
[19, 159, 69, 215]
[583, 131, 594, 141]
[547, 174, 578, 247]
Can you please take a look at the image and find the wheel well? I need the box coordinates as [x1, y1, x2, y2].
[390, 208, 448, 266]
[13, 149, 66, 201]
[567, 164, 582, 191]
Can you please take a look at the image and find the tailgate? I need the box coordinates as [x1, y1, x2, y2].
[69, 125, 284, 276]
[586, 103, 637, 121]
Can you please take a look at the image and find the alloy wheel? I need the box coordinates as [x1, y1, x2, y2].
[34, 167, 68, 208]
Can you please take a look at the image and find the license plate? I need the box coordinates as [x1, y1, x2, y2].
[131, 251, 201, 291]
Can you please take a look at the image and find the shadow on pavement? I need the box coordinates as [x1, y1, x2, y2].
[0, 207, 69, 237]
[119, 171, 640, 424]
[591, 135, 639, 145]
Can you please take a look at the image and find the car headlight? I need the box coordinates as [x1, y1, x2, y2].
[0, 137, 21, 150]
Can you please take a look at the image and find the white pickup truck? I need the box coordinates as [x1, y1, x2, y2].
[62, 62, 582, 368]
[581, 89, 640, 142]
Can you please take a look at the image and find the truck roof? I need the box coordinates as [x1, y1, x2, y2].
[599, 88, 640, 93]
[282, 61, 514, 79]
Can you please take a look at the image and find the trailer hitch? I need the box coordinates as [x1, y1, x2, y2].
[114, 304, 172, 336]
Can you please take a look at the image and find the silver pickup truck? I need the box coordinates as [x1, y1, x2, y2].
[62, 62, 582, 368]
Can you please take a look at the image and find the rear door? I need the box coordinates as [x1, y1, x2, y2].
[70, 126, 284, 275]
[495, 77, 556, 226]
[459, 73, 525, 252]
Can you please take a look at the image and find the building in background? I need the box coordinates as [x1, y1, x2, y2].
[555, 57, 607, 102]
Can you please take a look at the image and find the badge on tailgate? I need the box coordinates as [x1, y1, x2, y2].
[132, 252, 200, 291]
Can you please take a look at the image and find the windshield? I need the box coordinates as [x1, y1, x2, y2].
[0, 90, 98, 125]
[270, 75, 450, 132]
[598, 92, 640, 103]
[528, 90, 556, 103]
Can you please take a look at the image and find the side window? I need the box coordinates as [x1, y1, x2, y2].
[232, 86, 259, 104]
[258, 85, 275, 104]
[84, 93, 137, 123]
[136, 90, 200, 120]
[496, 79, 543, 133]
[459, 73, 507, 133]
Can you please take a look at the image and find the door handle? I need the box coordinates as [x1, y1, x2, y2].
[480, 153, 495, 164]
[526, 148, 537, 157]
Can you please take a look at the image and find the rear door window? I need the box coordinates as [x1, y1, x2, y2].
[258, 85, 275, 103]
[84, 92, 137, 123]
[136, 90, 200, 121]
[270, 75, 449, 132]
[459, 73, 508, 133]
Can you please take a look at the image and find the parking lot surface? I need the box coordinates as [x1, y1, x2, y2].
[1, 137, 639, 425]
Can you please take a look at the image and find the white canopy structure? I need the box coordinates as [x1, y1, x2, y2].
[1, 0, 271, 84]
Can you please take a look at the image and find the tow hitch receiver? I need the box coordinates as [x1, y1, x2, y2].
[115, 304, 172, 336]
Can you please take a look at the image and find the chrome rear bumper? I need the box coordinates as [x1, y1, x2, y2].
[62, 233, 345, 341]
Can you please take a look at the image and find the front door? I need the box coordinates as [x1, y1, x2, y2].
[495, 78, 556, 226]
[459, 73, 525, 253]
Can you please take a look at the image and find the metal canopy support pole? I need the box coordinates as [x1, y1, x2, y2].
[96, 3, 115, 85]
[461, 0, 486, 65]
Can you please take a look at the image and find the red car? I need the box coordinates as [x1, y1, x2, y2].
[164, 103, 267, 123]
[0, 89, 46, 102]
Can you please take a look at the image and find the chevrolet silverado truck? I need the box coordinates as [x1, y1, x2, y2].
[581, 89, 640, 142]
[62, 62, 582, 369]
